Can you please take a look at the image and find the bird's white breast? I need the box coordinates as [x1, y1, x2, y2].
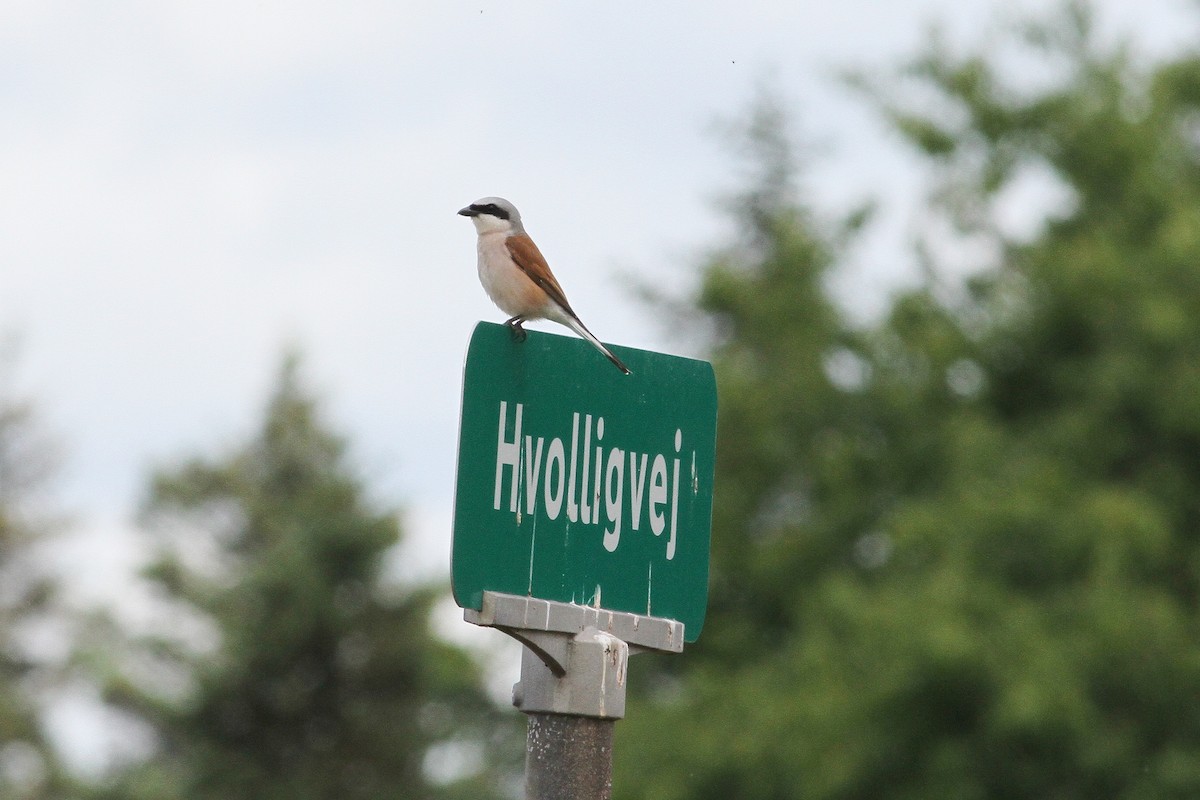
[477, 232, 542, 318]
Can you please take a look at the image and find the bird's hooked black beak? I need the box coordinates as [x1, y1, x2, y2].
[458, 205, 479, 217]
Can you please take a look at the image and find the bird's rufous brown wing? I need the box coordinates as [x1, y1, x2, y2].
[505, 234, 579, 318]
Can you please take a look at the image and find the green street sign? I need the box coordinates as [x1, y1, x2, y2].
[452, 322, 717, 642]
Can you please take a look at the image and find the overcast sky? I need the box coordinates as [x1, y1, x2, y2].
[3, 0, 1196, 642]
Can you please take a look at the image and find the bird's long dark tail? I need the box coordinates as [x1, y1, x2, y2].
[563, 316, 631, 375]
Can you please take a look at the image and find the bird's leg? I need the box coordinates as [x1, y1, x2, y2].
[504, 316, 527, 342]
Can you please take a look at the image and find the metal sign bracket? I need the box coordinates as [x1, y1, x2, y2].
[465, 591, 684, 719]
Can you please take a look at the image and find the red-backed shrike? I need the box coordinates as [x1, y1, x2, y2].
[458, 196, 631, 375]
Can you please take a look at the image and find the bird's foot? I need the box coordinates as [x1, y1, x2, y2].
[504, 317, 527, 342]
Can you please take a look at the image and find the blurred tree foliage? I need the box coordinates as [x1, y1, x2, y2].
[89, 357, 515, 800]
[0, 349, 71, 798]
[615, 4, 1200, 798]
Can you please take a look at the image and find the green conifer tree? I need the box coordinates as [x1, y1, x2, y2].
[617, 5, 1200, 798]
[93, 356, 513, 800]
[0, 347, 71, 799]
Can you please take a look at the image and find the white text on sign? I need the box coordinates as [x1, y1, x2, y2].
[492, 401, 696, 559]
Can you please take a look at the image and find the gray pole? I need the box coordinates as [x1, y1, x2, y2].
[464, 593, 685, 800]
[525, 714, 615, 800]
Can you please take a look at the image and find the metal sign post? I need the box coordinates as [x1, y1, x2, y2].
[452, 322, 717, 799]
[465, 592, 684, 799]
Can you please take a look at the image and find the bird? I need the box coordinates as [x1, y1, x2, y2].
[458, 196, 631, 375]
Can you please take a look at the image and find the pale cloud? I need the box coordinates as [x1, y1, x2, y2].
[0, 0, 1190, 598]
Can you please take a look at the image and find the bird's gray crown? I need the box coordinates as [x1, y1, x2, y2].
[459, 196, 525, 233]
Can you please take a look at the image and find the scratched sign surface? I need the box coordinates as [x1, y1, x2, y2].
[451, 322, 717, 641]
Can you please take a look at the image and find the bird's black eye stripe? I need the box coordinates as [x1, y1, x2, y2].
[470, 203, 510, 220]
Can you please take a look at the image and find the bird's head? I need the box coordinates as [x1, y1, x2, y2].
[458, 196, 524, 235]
